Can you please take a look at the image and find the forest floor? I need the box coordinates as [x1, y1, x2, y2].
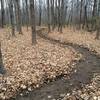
[14, 27, 100, 100]
[0, 27, 100, 100]
[0, 28, 81, 99]
[48, 27, 100, 56]
[39, 28, 100, 100]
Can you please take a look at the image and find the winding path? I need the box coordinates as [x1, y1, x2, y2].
[13, 33, 100, 100]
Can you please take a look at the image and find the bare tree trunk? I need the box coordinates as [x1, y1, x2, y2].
[51, 0, 55, 30]
[60, 0, 64, 32]
[98, 0, 100, 16]
[25, 0, 29, 30]
[63, 0, 67, 27]
[58, 0, 63, 33]
[80, 0, 83, 28]
[95, 17, 100, 39]
[39, 0, 42, 26]
[9, 0, 15, 36]
[0, 0, 5, 28]
[47, 0, 51, 32]
[95, 0, 100, 39]
[95, 27, 100, 39]
[92, 0, 97, 30]
[92, 0, 97, 17]
[58, 0, 61, 32]
[76, 0, 80, 29]
[82, 5, 89, 29]
[14, 0, 18, 31]
[15, 0, 22, 34]
[5, 0, 9, 25]
[0, 42, 6, 74]
[30, 0, 36, 44]
[70, 0, 74, 25]
[55, 0, 58, 27]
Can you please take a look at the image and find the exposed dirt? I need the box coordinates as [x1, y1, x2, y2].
[13, 33, 100, 100]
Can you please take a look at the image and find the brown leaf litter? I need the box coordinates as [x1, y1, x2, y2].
[0, 28, 81, 99]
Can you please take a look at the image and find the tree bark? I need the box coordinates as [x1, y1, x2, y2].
[82, 5, 89, 29]
[1, 0, 5, 28]
[95, 0, 100, 39]
[47, 0, 51, 32]
[80, 0, 83, 28]
[58, 0, 63, 32]
[25, 0, 29, 30]
[51, 0, 55, 30]
[95, 27, 100, 39]
[0, 42, 6, 74]
[30, 0, 36, 44]
[98, 0, 100, 16]
[9, 0, 15, 36]
[58, 0, 61, 32]
[15, 0, 22, 34]
[92, 0, 97, 30]
[39, 0, 42, 26]
[60, 0, 64, 32]
[92, 0, 97, 17]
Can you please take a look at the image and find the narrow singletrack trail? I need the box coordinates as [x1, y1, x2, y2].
[12, 33, 100, 100]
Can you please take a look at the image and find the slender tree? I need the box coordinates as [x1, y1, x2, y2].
[95, 15, 100, 40]
[82, 4, 88, 29]
[51, 0, 55, 30]
[80, 0, 83, 28]
[0, 0, 5, 28]
[38, 0, 42, 26]
[60, 0, 64, 32]
[92, 0, 97, 29]
[30, 0, 36, 44]
[58, 0, 61, 32]
[15, 0, 22, 34]
[47, 0, 51, 32]
[98, 0, 100, 16]
[55, 0, 58, 27]
[92, 0, 97, 17]
[9, 0, 15, 36]
[0, 42, 6, 74]
[95, 0, 100, 39]
[58, 0, 64, 32]
[25, 0, 29, 30]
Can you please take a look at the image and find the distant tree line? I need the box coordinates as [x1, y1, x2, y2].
[0, 0, 100, 40]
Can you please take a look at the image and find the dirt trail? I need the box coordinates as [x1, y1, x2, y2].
[11, 34, 100, 100]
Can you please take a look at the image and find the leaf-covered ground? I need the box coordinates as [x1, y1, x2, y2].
[48, 27, 100, 56]
[47, 28, 100, 100]
[0, 28, 81, 99]
[62, 74, 100, 100]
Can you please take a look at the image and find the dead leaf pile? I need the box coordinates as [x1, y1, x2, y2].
[0, 28, 81, 99]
